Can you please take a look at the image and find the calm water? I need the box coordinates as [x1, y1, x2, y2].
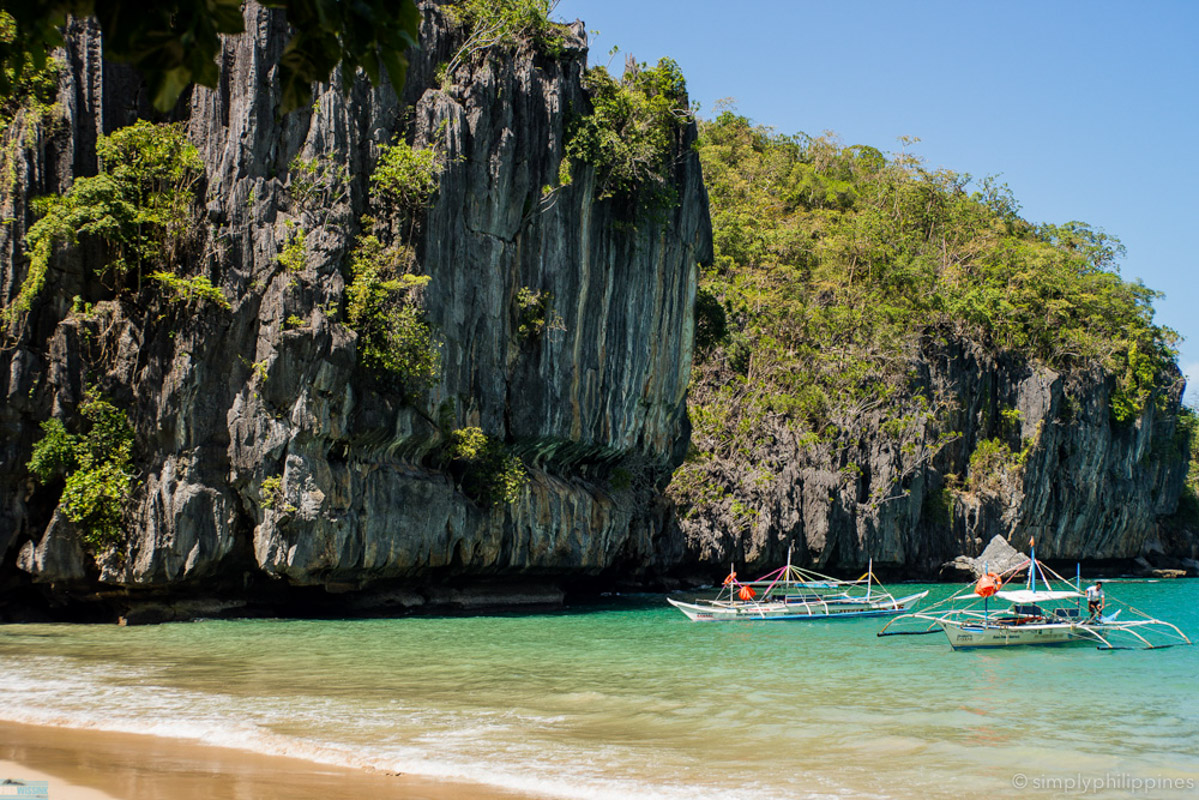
[1, 581, 1197, 799]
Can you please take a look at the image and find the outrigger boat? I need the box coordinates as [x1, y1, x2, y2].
[668, 550, 928, 622]
[878, 540, 1192, 650]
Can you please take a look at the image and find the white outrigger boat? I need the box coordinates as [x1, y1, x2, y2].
[878, 541, 1192, 650]
[668, 551, 927, 622]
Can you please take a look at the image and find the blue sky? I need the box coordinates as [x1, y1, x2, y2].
[557, 0, 1199, 402]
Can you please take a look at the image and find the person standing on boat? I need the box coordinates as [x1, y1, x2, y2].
[1085, 581, 1105, 620]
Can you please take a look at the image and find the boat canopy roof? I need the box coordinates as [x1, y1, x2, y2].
[996, 589, 1081, 603]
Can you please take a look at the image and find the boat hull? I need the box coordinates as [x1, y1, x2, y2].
[940, 620, 1091, 649]
[668, 592, 927, 622]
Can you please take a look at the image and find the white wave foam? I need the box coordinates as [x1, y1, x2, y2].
[0, 652, 856, 800]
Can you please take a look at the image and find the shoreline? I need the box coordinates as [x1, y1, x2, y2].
[4, 564, 1193, 625]
[0, 720, 537, 800]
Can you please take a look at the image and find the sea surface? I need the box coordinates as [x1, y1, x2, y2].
[1, 580, 1197, 800]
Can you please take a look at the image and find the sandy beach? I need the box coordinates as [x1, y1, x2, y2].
[0, 721, 535, 800]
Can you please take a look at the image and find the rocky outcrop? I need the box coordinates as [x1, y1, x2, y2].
[939, 534, 1025, 581]
[0, 1, 710, 617]
[674, 336, 1189, 577]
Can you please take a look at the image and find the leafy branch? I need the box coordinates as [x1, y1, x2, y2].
[0, 0, 420, 113]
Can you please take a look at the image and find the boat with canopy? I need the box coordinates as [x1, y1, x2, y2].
[668, 549, 928, 622]
[877, 540, 1192, 650]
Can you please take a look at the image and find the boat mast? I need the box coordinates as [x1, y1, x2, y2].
[787, 543, 793, 592]
[1027, 538, 1036, 595]
[867, 557, 872, 600]
[1076, 562, 1082, 615]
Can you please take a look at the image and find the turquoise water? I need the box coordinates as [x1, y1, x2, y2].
[1, 580, 1197, 799]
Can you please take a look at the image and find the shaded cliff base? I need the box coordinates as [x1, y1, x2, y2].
[4, 553, 1195, 625]
[0, 575, 573, 624]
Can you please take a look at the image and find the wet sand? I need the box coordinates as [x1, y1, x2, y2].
[0, 721, 536, 800]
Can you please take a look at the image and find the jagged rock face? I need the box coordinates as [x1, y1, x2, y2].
[675, 337, 1187, 576]
[939, 534, 1026, 581]
[0, 1, 710, 603]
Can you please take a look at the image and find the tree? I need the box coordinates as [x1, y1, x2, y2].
[669, 110, 1180, 526]
[0, 0, 420, 113]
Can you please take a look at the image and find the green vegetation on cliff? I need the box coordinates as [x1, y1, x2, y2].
[441, 427, 529, 506]
[4, 120, 209, 334]
[0, 16, 59, 133]
[673, 110, 1179, 517]
[28, 389, 135, 551]
[344, 137, 443, 391]
[346, 234, 437, 386]
[565, 57, 691, 214]
[0, 16, 60, 188]
[443, 0, 569, 78]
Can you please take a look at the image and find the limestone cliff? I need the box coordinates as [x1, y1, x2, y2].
[1, 4, 1190, 623]
[671, 335, 1190, 578]
[0, 2, 710, 618]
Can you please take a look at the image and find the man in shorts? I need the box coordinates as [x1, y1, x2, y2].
[1085, 581, 1105, 621]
